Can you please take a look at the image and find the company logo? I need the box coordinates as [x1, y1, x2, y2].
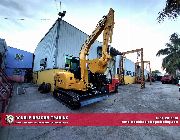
[5, 115, 15, 124]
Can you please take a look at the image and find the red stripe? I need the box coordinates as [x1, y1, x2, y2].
[1, 113, 179, 126]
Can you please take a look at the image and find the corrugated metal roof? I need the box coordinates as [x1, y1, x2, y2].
[36, 18, 103, 49]
[38, 19, 59, 44]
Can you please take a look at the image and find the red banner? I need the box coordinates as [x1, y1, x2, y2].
[1, 113, 179, 126]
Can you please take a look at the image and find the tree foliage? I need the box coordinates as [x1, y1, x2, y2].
[152, 70, 162, 80]
[152, 70, 161, 77]
[152, 70, 161, 74]
[156, 33, 180, 75]
[157, 0, 180, 22]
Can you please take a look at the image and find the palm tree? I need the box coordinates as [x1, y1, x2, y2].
[157, 0, 180, 22]
[156, 33, 180, 76]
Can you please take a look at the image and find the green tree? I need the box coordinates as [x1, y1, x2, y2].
[157, 0, 180, 22]
[152, 70, 161, 75]
[152, 70, 161, 79]
[156, 33, 180, 75]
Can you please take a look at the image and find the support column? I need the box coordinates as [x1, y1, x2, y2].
[141, 48, 145, 89]
[54, 18, 61, 68]
[135, 62, 138, 83]
[149, 62, 152, 85]
[119, 55, 125, 85]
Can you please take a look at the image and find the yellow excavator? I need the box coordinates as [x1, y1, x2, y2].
[53, 8, 115, 109]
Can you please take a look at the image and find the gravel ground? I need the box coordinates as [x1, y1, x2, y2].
[0, 82, 180, 140]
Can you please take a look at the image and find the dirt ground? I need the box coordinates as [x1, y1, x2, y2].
[0, 82, 180, 140]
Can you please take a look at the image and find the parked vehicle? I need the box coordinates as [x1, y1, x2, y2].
[173, 76, 180, 85]
[161, 75, 173, 84]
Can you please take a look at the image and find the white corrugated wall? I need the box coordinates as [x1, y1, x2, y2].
[124, 58, 135, 75]
[115, 55, 150, 76]
[33, 21, 58, 71]
[33, 19, 101, 71]
[115, 55, 120, 74]
[56, 20, 100, 68]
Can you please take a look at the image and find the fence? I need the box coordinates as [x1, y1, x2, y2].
[0, 69, 13, 113]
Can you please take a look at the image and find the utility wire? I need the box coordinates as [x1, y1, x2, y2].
[54, 0, 59, 13]
[2, 17, 51, 21]
[1, 1, 61, 21]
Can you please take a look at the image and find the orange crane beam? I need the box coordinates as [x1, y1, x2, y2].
[120, 48, 145, 89]
[136, 61, 152, 85]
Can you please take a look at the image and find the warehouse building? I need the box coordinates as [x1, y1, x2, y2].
[33, 19, 100, 71]
[33, 18, 149, 89]
[5, 46, 33, 82]
[33, 18, 120, 89]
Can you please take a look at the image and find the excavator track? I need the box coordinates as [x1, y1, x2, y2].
[53, 89, 81, 110]
[53, 89, 109, 110]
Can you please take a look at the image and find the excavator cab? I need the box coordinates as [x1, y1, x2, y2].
[68, 57, 81, 80]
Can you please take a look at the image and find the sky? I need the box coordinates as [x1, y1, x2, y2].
[0, 0, 180, 73]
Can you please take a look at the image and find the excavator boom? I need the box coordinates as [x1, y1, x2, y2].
[79, 8, 115, 89]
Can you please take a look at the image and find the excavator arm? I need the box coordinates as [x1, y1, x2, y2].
[79, 8, 115, 89]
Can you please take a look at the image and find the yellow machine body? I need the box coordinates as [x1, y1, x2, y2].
[55, 71, 87, 91]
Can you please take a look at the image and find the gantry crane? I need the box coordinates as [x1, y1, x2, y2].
[135, 61, 152, 85]
[119, 48, 145, 89]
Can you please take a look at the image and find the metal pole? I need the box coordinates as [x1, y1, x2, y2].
[135, 62, 138, 83]
[54, 18, 61, 68]
[119, 55, 125, 85]
[149, 62, 152, 85]
[141, 48, 145, 89]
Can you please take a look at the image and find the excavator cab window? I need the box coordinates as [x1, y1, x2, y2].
[69, 57, 81, 79]
[69, 57, 79, 70]
[65, 63, 70, 68]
